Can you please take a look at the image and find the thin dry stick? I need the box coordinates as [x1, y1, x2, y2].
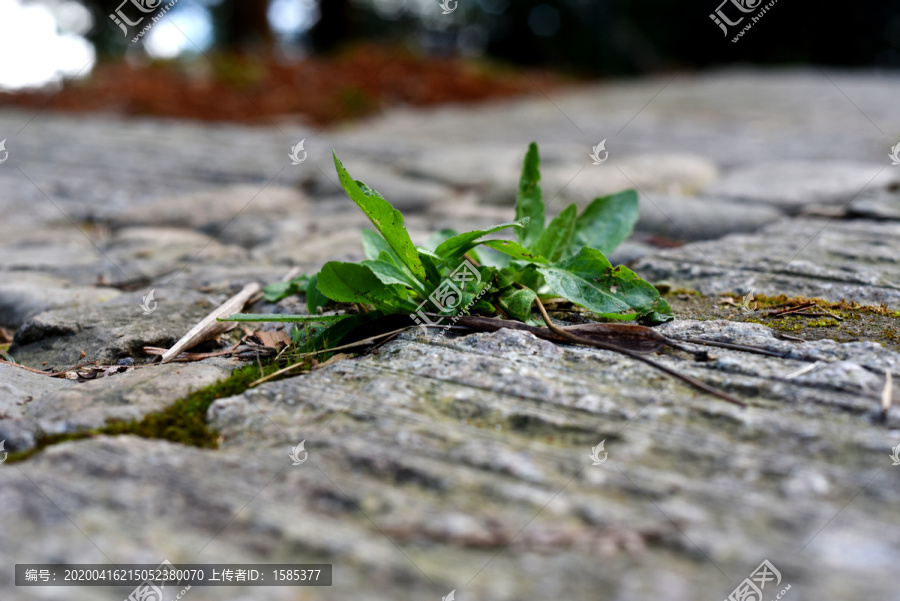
[161, 282, 261, 364]
[767, 302, 816, 317]
[0, 358, 58, 375]
[527, 291, 746, 407]
[813, 304, 845, 321]
[0, 358, 122, 377]
[672, 337, 785, 358]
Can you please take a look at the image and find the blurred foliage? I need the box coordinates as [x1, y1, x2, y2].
[79, 0, 900, 73]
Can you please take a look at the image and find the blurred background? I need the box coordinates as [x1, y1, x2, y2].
[2, 0, 900, 124]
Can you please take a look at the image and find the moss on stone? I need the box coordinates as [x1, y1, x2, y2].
[664, 291, 900, 351]
[5, 360, 295, 464]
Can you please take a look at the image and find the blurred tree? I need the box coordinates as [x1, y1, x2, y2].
[310, 0, 351, 52]
[217, 0, 273, 52]
[66, 0, 900, 70]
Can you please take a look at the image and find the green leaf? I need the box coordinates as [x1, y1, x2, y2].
[572, 190, 639, 255]
[362, 230, 424, 286]
[497, 287, 536, 322]
[481, 239, 548, 263]
[434, 220, 529, 259]
[360, 229, 392, 261]
[262, 275, 310, 302]
[220, 313, 352, 323]
[333, 152, 425, 282]
[417, 249, 444, 288]
[362, 258, 427, 296]
[537, 247, 651, 320]
[306, 274, 330, 314]
[425, 229, 460, 252]
[601, 264, 674, 324]
[533, 204, 577, 262]
[316, 261, 411, 311]
[516, 142, 545, 247]
[293, 314, 371, 353]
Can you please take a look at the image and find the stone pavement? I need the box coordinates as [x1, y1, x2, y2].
[0, 69, 899, 600]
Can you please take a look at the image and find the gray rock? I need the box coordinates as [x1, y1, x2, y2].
[607, 240, 660, 265]
[0, 227, 104, 273]
[394, 144, 525, 188]
[702, 161, 900, 208]
[105, 184, 310, 230]
[102, 185, 312, 249]
[633, 217, 900, 306]
[848, 186, 900, 220]
[202, 323, 900, 599]
[547, 153, 718, 204]
[0, 437, 345, 601]
[0, 419, 37, 453]
[0, 363, 72, 420]
[25, 363, 229, 436]
[0, 272, 121, 329]
[6, 69, 900, 600]
[480, 153, 718, 208]
[103, 227, 249, 279]
[8, 296, 217, 369]
[633, 193, 783, 240]
[2, 319, 898, 599]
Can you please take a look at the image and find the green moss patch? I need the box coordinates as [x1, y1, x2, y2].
[664, 290, 900, 351]
[4, 360, 294, 464]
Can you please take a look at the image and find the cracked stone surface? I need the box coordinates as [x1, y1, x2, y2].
[2, 69, 900, 601]
[25, 363, 230, 436]
[633, 218, 900, 305]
